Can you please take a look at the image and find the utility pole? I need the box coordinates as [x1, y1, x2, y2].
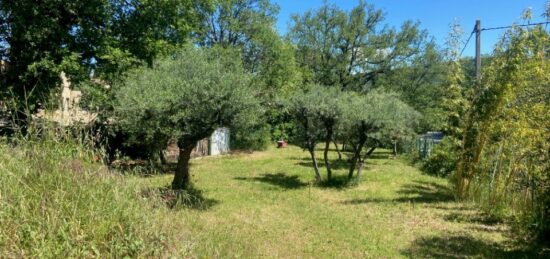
[475, 20, 481, 81]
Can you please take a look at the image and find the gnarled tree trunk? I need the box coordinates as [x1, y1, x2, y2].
[171, 142, 195, 190]
[348, 136, 366, 179]
[324, 126, 334, 182]
[159, 150, 167, 165]
[333, 139, 342, 160]
[356, 146, 377, 180]
[308, 141, 322, 183]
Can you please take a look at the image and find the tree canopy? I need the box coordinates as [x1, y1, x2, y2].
[288, 0, 429, 92]
[0, 0, 202, 109]
[114, 46, 258, 189]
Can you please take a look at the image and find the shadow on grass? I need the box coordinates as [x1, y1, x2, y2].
[394, 180, 454, 203]
[402, 234, 546, 259]
[318, 174, 357, 190]
[295, 159, 351, 171]
[235, 172, 357, 190]
[234, 173, 308, 189]
[341, 180, 454, 205]
[444, 211, 502, 226]
[294, 153, 391, 171]
[141, 185, 219, 210]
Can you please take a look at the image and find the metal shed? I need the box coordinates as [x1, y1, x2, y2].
[417, 131, 444, 158]
[209, 127, 230, 156]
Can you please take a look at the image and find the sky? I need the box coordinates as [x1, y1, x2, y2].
[273, 0, 549, 56]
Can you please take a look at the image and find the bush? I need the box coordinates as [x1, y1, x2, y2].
[421, 136, 461, 177]
[231, 123, 271, 151]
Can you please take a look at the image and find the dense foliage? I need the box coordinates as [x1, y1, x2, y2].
[422, 9, 550, 239]
[2, 0, 550, 248]
[289, 1, 424, 90]
[0, 0, 203, 110]
[458, 24, 550, 236]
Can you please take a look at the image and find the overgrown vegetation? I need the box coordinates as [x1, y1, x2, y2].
[0, 134, 187, 257]
[425, 8, 550, 240]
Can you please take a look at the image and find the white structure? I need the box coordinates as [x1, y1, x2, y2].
[165, 128, 230, 160]
[60, 72, 82, 113]
[34, 72, 97, 126]
[209, 127, 230, 155]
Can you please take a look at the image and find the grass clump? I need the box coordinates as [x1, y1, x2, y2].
[0, 138, 180, 258]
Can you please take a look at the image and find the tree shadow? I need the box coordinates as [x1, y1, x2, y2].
[394, 180, 454, 203]
[402, 234, 546, 258]
[141, 185, 219, 211]
[294, 152, 391, 171]
[318, 174, 356, 190]
[234, 173, 308, 189]
[295, 159, 352, 171]
[341, 180, 454, 205]
[444, 211, 502, 226]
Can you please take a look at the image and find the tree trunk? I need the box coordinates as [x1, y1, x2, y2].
[324, 127, 333, 182]
[333, 139, 342, 161]
[393, 142, 397, 156]
[356, 146, 377, 180]
[308, 143, 322, 183]
[348, 137, 366, 179]
[171, 144, 194, 190]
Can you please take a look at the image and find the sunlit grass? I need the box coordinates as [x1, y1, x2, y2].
[1, 142, 541, 258]
[138, 145, 534, 258]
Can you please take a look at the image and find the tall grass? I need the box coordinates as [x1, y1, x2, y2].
[0, 131, 182, 257]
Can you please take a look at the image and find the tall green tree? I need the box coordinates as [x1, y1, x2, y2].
[0, 0, 202, 110]
[195, 0, 302, 147]
[288, 0, 428, 92]
[376, 42, 446, 130]
[196, 0, 300, 99]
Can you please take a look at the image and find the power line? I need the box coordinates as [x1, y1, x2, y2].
[459, 29, 475, 57]
[481, 21, 550, 31]
[458, 20, 550, 57]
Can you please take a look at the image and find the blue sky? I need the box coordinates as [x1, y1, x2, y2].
[273, 0, 549, 56]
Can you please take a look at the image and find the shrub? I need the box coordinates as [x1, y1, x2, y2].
[231, 123, 271, 151]
[421, 136, 460, 177]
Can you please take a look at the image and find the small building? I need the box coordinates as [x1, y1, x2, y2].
[209, 127, 230, 156]
[165, 128, 231, 160]
[416, 131, 444, 158]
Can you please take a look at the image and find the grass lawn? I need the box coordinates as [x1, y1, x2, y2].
[136, 145, 539, 258]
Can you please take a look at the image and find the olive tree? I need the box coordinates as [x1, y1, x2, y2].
[114, 46, 258, 190]
[288, 85, 346, 183]
[288, 87, 324, 183]
[315, 87, 345, 182]
[343, 90, 418, 179]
